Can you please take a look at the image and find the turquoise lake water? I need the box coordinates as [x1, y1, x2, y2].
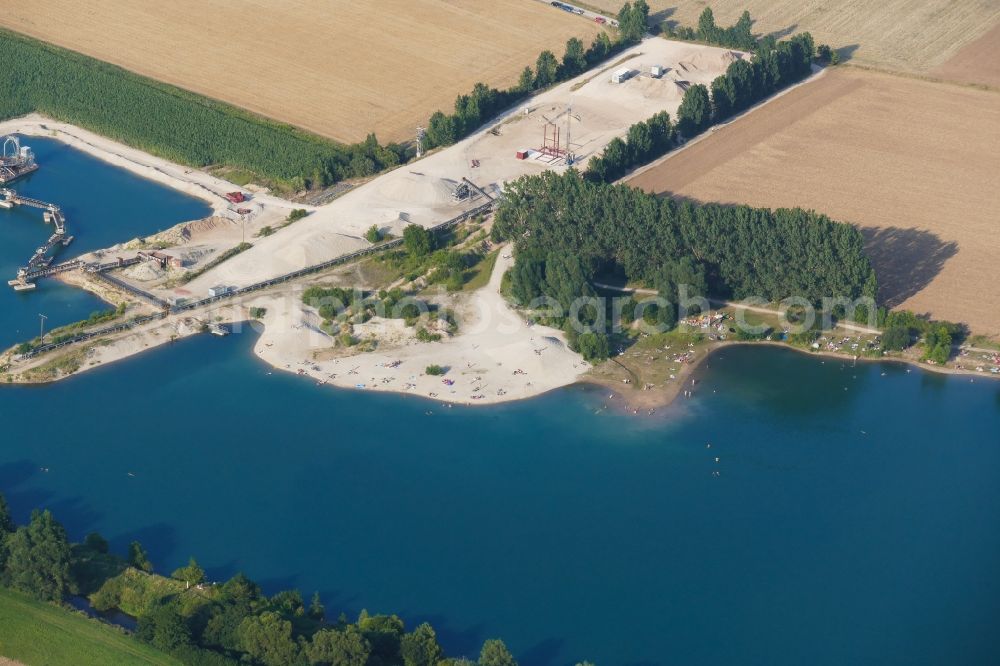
[1, 140, 999, 665]
[0, 135, 210, 350]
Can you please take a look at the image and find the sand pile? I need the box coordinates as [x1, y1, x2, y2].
[184, 215, 236, 240]
[721, 50, 742, 66]
[629, 75, 683, 101]
[123, 261, 165, 282]
[138, 215, 232, 247]
[375, 173, 459, 207]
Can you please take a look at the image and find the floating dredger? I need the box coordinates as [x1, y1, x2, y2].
[0, 135, 38, 185]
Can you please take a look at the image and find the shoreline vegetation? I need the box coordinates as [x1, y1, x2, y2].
[0, 497, 526, 666]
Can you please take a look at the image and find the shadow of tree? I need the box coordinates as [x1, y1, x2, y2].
[837, 43, 861, 63]
[861, 226, 958, 308]
[517, 636, 565, 666]
[407, 612, 486, 659]
[650, 6, 676, 29]
[766, 23, 799, 40]
[111, 522, 179, 573]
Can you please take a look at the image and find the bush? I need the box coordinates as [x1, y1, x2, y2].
[576, 332, 610, 362]
[365, 225, 383, 243]
[416, 328, 442, 342]
[425, 365, 446, 376]
[403, 225, 434, 257]
[881, 325, 911, 351]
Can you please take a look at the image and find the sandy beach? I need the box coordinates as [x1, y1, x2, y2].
[0, 115, 300, 216]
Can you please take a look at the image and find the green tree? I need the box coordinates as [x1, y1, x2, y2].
[881, 326, 910, 351]
[534, 50, 559, 88]
[171, 557, 205, 589]
[309, 591, 325, 621]
[561, 38, 587, 78]
[577, 332, 610, 362]
[137, 603, 192, 651]
[308, 625, 371, 666]
[426, 111, 458, 148]
[365, 224, 382, 244]
[479, 639, 518, 666]
[3, 509, 71, 601]
[816, 44, 839, 64]
[0, 493, 14, 574]
[358, 610, 405, 664]
[676, 84, 712, 137]
[617, 1, 649, 43]
[403, 224, 434, 257]
[128, 540, 154, 572]
[923, 325, 952, 364]
[400, 622, 443, 666]
[517, 65, 535, 92]
[697, 7, 718, 41]
[597, 136, 629, 180]
[543, 252, 595, 319]
[586, 32, 613, 65]
[240, 611, 303, 666]
[626, 120, 654, 163]
[0, 493, 13, 534]
[83, 531, 109, 554]
[710, 74, 736, 121]
[509, 248, 546, 305]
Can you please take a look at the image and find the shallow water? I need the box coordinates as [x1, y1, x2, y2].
[0, 135, 210, 349]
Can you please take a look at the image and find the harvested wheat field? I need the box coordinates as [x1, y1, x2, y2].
[629, 67, 1000, 336]
[0, 0, 602, 144]
[588, 0, 1000, 75]
[932, 22, 1000, 89]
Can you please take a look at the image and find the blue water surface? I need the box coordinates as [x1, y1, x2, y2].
[0, 333, 998, 666]
[0, 135, 210, 349]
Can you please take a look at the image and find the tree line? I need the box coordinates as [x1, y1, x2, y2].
[492, 170, 878, 358]
[0, 493, 527, 666]
[664, 7, 835, 61]
[583, 18, 822, 183]
[584, 111, 675, 183]
[0, 29, 407, 191]
[423, 2, 650, 149]
[666, 7, 757, 50]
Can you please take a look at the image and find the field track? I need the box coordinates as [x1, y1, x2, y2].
[628, 67, 1000, 336]
[588, 0, 1000, 76]
[0, 0, 602, 144]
